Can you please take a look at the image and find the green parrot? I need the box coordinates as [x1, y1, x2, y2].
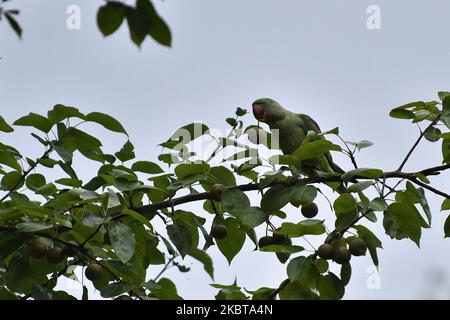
[252, 97, 344, 181]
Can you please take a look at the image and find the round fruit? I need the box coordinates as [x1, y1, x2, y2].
[47, 247, 65, 264]
[210, 184, 226, 202]
[317, 243, 333, 260]
[349, 238, 367, 256]
[85, 263, 103, 281]
[30, 242, 48, 259]
[333, 246, 351, 265]
[272, 233, 288, 244]
[63, 240, 79, 257]
[301, 203, 318, 218]
[211, 224, 228, 239]
[258, 236, 274, 248]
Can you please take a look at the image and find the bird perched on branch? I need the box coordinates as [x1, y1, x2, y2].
[252, 98, 344, 188]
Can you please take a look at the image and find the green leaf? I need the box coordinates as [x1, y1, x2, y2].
[222, 189, 250, 214]
[369, 197, 387, 212]
[318, 127, 339, 136]
[115, 140, 135, 162]
[148, 11, 171, 47]
[189, 248, 214, 280]
[317, 273, 345, 300]
[261, 185, 292, 212]
[131, 161, 163, 174]
[106, 222, 136, 263]
[0, 151, 21, 171]
[97, 2, 125, 36]
[405, 182, 431, 225]
[174, 162, 209, 180]
[278, 219, 325, 238]
[235, 107, 247, 116]
[333, 193, 358, 230]
[445, 215, 450, 238]
[25, 174, 46, 191]
[149, 278, 182, 300]
[226, 118, 237, 126]
[54, 178, 82, 187]
[438, 91, 450, 101]
[16, 222, 53, 232]
[161, 123, 209, 149]
[340, 263, 351, 285]
[423, 126, 441, 142]
[442, 96, 450, 130]
[441, 199, 450, 211]
[347, 181, 374, 193]
[259, 244, 304, 253]
[287, 256, 319, 289]
[293, 140, 341, 160]
[13, 113, 53, 133]
[208, 166, 236, 186]
[100, 283, 136, 298]
[389, 106, 416, 119]
[353, 225, 382, 266]
[47, 104, 85, 123]
[86, 112, 128, 135]
[122, 208, 152, 229]
[289, 183, 317, 207]
[346, 140, 374, 151]
[4, 12, 22, 39]
[385, 202, 422, 247]
[0, 116, 13, 133]
[231, 206, 268, 228]
[166, 223, 192, 258]
[341, 168, 383, 182]
[442, 139, 450, 164]
[215, 218, 245, 264]
[1, 171, 23, 191]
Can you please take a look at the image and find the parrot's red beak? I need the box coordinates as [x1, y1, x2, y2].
[252, 104, 267, 122]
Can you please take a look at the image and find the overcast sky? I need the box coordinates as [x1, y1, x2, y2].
[2, 0, 450, 299]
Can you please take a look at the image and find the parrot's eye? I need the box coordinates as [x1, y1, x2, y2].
[265, 100, 270, 105]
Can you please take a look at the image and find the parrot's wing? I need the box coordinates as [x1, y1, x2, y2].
[297, 114, 322, 134]
[297, 113, 343, 174]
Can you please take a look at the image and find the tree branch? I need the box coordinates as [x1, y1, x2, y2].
[397, 116, 441, 172]
[132, 164, 450, 215]
[0, 146, 54, 202]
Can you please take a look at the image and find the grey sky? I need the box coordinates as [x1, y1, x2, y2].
[2, 0, 450, 299]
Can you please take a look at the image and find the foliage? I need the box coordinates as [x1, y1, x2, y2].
[0, 0, 171, 48]
[0, 92, 449, 300]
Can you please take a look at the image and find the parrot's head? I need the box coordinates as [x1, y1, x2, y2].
[252, 98, 286, 124]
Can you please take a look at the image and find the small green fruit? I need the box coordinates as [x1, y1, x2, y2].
[272, 233, 288, 244]
[333, 246, 351, 265]
[210, 184, 226, 202]
[317, 243, 333, 260]
[349, 238, 367, 256]
[85, 263, 104, 282]
[258, 236, 274, 248]
[47, 247, 65, 264]
[211, 224, 228, 239]
[30, 242, 48, 259]
[301, 203, 318, 218]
